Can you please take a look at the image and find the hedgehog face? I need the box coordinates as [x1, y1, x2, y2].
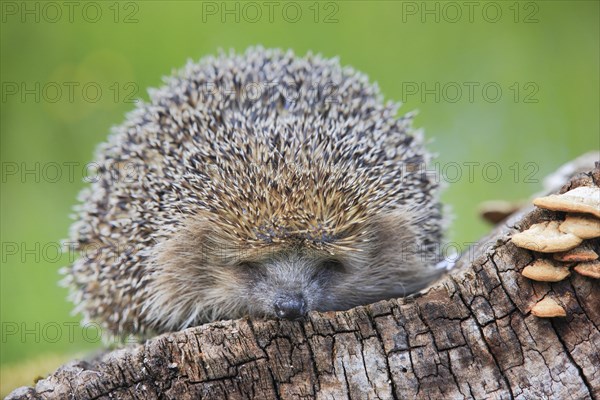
[141, 208, 442, 333]
[142, 218, 351, 331]
[237, 250, 346, 320]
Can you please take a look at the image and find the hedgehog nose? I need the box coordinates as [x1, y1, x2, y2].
[274, 294, 307, 319]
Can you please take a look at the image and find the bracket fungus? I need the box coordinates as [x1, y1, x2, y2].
[511, 183, 600, 318]
[521, 259, 571, 282]
[553, 243, 598, 262]
[559, 213, 600, 239]
[511, 220, 582, 253]
[531, 297, 567, 318]
[533, 186, 600, 218]
[574, 260, 600, 279]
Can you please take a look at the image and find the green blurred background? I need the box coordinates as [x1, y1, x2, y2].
[1, 0, 598, 395]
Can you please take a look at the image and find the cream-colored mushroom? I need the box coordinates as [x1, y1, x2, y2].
[512, 221, 582, 252]
[531, 298, 566, 318]
[553, 245, 599, 262]
[559, 213, 600, 239]
[522, 259, 570, 282]
[533, 186, 600, 218]
[574, 260, 600, 279]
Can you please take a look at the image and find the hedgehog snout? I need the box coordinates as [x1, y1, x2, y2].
[246, 253, 327, 319]
[273, 293, 307, 320]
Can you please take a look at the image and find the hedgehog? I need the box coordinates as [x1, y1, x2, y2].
[63, 47, 445, 337]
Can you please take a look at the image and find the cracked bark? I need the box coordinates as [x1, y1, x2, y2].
[8, 158, 599, 400]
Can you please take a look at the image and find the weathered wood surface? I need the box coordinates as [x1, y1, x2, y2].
[8, 161, 599, 400]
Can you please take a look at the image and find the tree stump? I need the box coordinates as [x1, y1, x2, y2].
[8, 157, 599, 400]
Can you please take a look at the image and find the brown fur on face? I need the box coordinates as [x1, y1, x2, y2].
[141, 205, 442, 334]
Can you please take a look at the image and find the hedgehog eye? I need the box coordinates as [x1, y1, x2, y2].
[237, 261, 261, 269]
[320, 259, 345, 273]
[235, 261, 266, 280]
